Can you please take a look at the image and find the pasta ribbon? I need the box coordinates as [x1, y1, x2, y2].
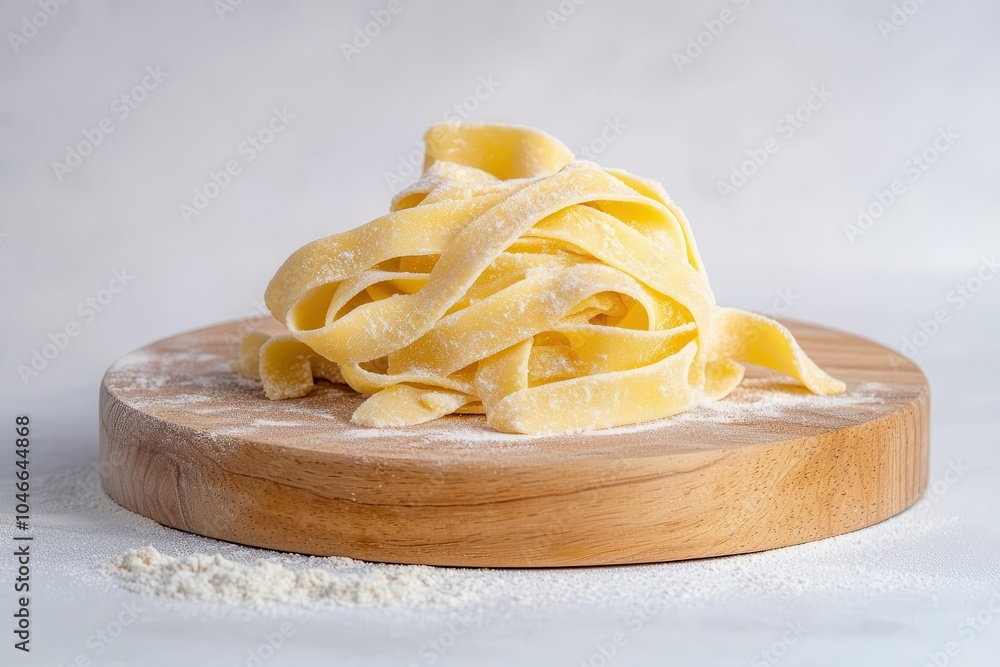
[236, 123, 844, 434]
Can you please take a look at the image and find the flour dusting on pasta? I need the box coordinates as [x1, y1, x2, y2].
[235, 123, 843, 434]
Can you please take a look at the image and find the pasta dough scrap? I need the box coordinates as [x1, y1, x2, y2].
[237, 122, 844, 435]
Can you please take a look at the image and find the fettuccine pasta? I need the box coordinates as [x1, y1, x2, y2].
[236, 122, 844, 434]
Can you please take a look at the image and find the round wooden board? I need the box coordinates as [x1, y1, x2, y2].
[100, 319, 929, 567]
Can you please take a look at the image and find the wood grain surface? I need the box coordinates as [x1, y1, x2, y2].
[99, 319, 929, 567]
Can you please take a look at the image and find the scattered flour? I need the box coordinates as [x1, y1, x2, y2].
[12, 465, 987, 615]
[249, 418, 307, 428]
[338, 379, 892, 443]
[104, 330, 906, 449]
[101, 547, 491, 609]
[82, 337, 976, 614]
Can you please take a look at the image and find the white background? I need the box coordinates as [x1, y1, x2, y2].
[1, 0, 999, 665]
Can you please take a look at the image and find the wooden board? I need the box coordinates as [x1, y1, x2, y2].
[100, 320, 929, 567]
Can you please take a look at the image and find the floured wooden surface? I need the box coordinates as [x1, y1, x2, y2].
[99, 319, 928, 566]
[103, 319, 924, 463]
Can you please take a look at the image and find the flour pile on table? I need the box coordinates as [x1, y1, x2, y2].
[102, 546, 490, 608]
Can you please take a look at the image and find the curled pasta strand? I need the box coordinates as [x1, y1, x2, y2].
[236, 123, 844, 435]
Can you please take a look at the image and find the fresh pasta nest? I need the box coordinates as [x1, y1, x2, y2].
[236, 123, 844, 435]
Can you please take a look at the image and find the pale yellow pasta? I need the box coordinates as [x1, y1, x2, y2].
[235, 122, 844, 435]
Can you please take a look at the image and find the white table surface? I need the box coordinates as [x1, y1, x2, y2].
[2, 1, 999, 665]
